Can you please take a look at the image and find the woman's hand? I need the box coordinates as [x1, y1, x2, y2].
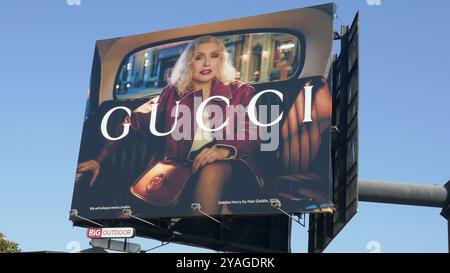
[192, 147, 230, 173]
[76, 160, 100, 187]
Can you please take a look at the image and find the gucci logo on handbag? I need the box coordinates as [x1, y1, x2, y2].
[130, 156, 192, 207]
[146, 173, 165, 192]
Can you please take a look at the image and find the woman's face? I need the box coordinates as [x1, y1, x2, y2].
[191, 42, 221, 85]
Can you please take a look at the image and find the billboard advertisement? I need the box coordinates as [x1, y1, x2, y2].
[71, 4, 334, 221]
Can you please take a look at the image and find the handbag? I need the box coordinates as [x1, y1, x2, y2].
[130, 156, 192, 207]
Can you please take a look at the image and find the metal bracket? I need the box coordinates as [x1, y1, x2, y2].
[270, 200, 305, 227]
[70, 209, 103, 227]
[121, 209, 166, 231]
[333, 31, 341, 40]
[296, 214, 306, 227]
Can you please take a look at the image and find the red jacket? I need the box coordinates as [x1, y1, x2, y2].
[96, 77, 265, 188]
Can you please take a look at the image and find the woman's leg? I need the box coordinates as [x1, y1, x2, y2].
[194, 162, 232, 215]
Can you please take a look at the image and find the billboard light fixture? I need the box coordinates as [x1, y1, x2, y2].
[191, 203, 230, 230]
[70, 209, 104, 227]
[90, 238, 142, 253]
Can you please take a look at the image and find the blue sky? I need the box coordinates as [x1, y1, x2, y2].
[0, 0, 449, 253]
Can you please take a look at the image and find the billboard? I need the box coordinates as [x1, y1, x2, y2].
[309, 12, 359, 253]
[70, 4, 335, 222]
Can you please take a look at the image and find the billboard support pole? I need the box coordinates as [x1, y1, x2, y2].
[358, 180, 447, 208]
[70, 209, 104, 227]
[358, 179, 450, 252]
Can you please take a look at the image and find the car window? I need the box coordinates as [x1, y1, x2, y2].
[114, 32, 302, 100]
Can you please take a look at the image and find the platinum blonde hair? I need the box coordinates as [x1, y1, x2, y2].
[170, 35, 236, 95]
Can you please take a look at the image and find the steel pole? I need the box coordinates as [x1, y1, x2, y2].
[358, 179, 450, 252]
[358, 180, 447, 208]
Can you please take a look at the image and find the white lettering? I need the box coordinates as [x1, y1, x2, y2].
[303, 85, 313, 122]
[100, 106, 131, 141]
[149, 102, 180, 136]
[248, 89, 284, 127]
[196, 95, 229, 132]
